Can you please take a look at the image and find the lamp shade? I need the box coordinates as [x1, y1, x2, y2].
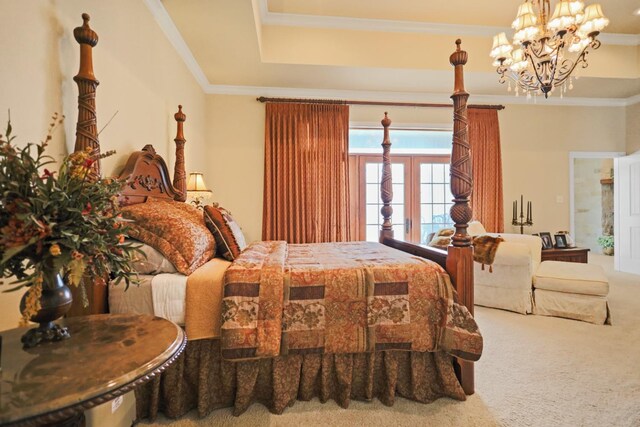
[569, 0, 585, 16]
[490, 32, 513, 58]
[548, 0, 577, 31]
[579, 3, 609, 34]
[187, 172, 210, 192]
[512, 2, 536, 30]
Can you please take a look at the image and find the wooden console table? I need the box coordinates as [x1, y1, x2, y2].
[541, 247, 590, 263]
[0, 313, 186, 426]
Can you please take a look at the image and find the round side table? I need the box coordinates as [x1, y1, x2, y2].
[0, 314, 186, 426]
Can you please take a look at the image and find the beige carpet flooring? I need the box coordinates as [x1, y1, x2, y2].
[139, 255, 640, 427]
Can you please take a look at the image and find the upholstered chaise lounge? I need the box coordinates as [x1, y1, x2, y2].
[471, 223, 542, 314]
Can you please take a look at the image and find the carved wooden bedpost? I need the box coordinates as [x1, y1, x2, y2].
[73, 13, 101, 177]
[446, 39, 475, 396]
[173, 105, 187, 202]
[67, 14, 108, 317]
[379, 112, 393, 242]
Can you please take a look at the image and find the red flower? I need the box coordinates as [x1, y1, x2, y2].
[82, 202, 92, 215]
[84, 158, 94, 168]
[40, 169, 56, 179]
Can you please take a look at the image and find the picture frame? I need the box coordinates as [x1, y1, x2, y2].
[555, 234, 568, 249]
[539, 232, 553, 249]
[557, 230, 576, 248]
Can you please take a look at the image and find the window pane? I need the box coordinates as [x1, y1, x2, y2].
[421, 224, 435, 244]
[365, 163, 380, 183]
[446, 186, 453, 203]
[420, 183, 431, 202]
[366, 183, 380, 204]
[392, 204, 404, 225]
[432, 223, 449, 234]
[391, 163, 404, 183]
[433, 184, 445, 203]
[433, 164, 445, 183]
[392, 183, 404, 203]
[392, 224, 405, 241]
[420, 163, 432, 183]
[421, 204, 433, 223]
[366, 225, 379, 242]
[350, 129, 453, 155]
[444, 164, 451, 182]
[366, 204, 380, 225]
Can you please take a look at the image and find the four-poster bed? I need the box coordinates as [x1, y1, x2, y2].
[67, 14, 480, 420]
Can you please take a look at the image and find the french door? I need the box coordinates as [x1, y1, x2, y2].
[353, 154, 453, 243]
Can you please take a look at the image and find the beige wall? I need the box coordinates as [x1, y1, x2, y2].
[205, 95, 265, 243]
[627, 102, 640, 155]
[501, 105, 626, 235]
[205, 100, 627, 244]
[0, 0, 206, 330]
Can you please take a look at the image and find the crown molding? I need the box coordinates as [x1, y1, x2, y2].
[144, 0, 636, 108]
[599, 33, 640, 46]
[262, 11, 503, 37]
[626, 93, 640, 106]
[143, 0, 209, 91]
[257, 0, 639, 46]
[206, 84, 632, 107]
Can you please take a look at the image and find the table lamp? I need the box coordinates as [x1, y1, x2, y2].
[186, 172, 213, 209]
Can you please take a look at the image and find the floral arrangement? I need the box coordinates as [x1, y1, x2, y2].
[0, 114, 139, 321]
[597, 235, 614, 249]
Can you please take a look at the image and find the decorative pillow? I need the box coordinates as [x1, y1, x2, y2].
[129, 240, 177, 274]
[203, 205, 247, 261]
[122, 200, 215, 275]
[427, 227, 455, 249]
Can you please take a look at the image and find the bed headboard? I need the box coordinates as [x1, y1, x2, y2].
[117, 107, 188, 206]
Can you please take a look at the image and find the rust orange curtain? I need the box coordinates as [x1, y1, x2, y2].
[262, 103, 351, 243]
[469, 108, 504, 233]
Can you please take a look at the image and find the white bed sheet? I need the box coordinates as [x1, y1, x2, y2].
[108, 273, 188, 325]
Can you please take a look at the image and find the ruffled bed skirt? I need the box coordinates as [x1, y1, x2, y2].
[135, 338, 467, 420]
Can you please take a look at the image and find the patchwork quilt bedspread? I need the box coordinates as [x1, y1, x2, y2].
[221, 241, 482, 361]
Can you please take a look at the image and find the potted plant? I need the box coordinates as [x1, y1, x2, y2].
[597, 235, 614, 256]
[0, 114, 139, 347]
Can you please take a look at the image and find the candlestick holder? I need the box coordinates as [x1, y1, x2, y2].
[512, 195, 533, 234]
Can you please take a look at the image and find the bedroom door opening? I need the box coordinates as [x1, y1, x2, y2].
[569, 151, 625, 254]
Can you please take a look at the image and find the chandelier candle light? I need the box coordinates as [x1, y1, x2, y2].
[490, 0, 609, 98]
[512, 195, 533, 234]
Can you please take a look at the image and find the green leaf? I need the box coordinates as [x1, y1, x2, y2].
[1, 245, 28, 264]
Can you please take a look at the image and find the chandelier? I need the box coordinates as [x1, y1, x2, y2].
[489, 0, 609, 98]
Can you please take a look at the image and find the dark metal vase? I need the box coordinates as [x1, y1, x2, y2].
[20, 272, 73, 348]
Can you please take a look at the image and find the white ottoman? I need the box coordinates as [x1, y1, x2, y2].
[533, 261, 610, 324]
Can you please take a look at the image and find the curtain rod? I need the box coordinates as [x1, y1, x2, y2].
[256, 97, 505, 110]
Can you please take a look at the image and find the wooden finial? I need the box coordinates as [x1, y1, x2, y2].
[173, 105, 187, 202]
[174, 105, 186, 123]
[381, 111, 391, 127]
[74, 13, 99, 48]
